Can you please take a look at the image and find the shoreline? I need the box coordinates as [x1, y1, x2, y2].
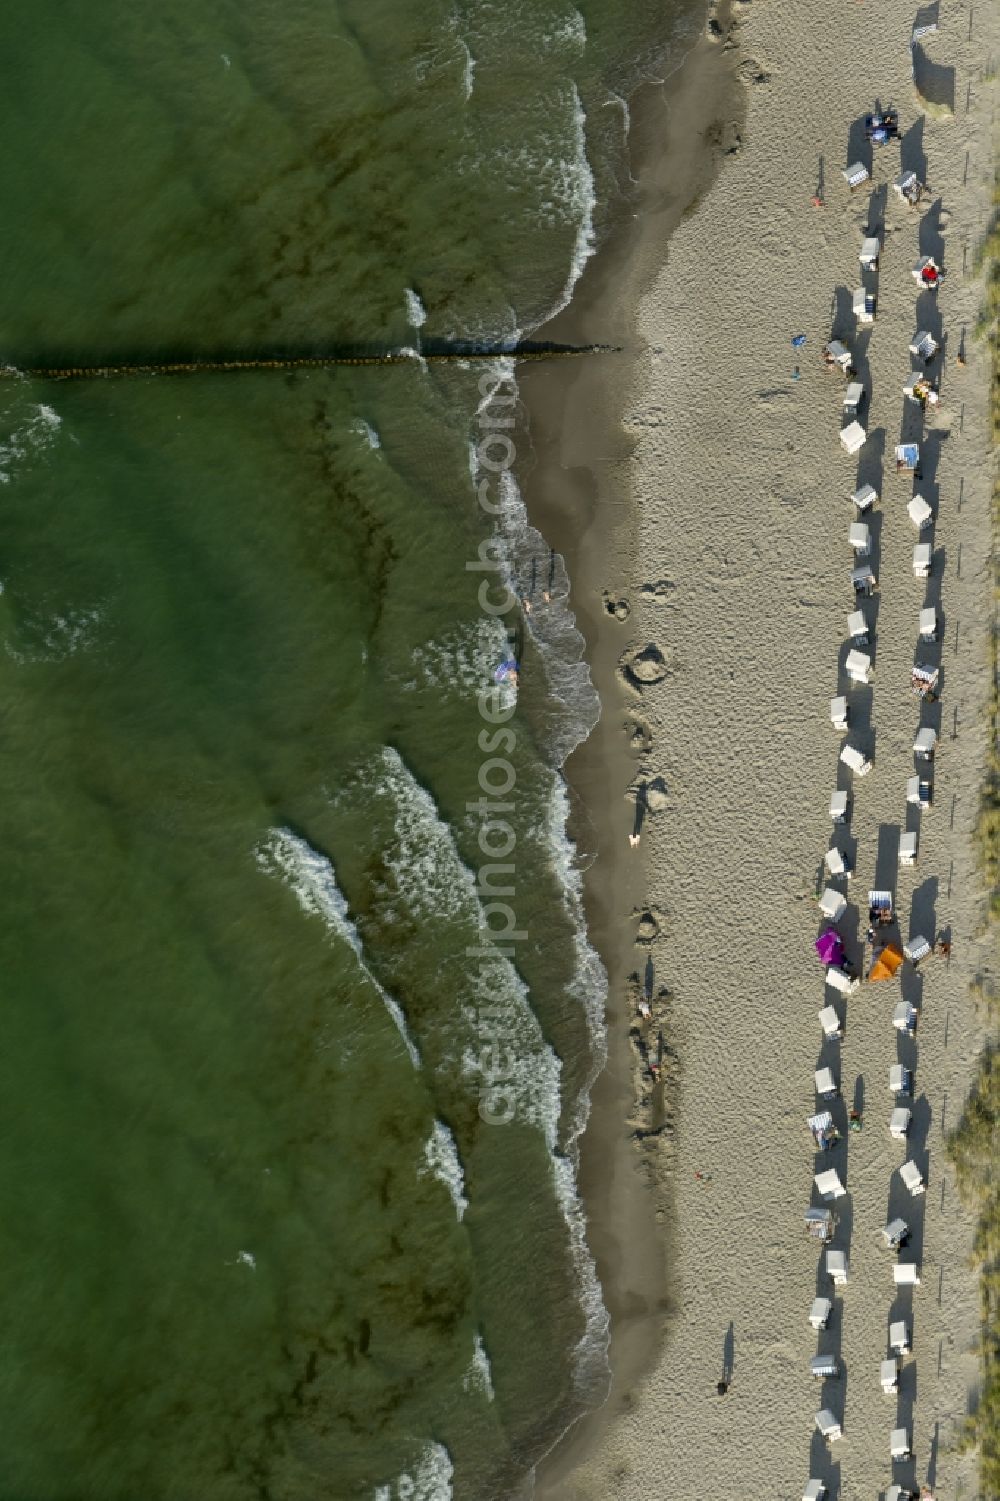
[515, 8, 749, 1489]
[518, 0, 998, 1495]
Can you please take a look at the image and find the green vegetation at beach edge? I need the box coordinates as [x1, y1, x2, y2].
[947, 175, 1000, 1496]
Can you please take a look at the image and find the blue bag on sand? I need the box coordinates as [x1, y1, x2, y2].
[791, 333, 807, 348]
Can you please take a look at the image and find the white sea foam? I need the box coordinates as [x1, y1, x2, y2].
[0, 401, 64, 486]
[351, 418, 382, 450]
[470, 368, 600, 766]
[364, 747, 561, 1142]
[463, 1333, 495, 1400]
[458, 37, 476, 99]
[421, 1119, 468, 1221]
[374, 1443, 453, 1501]
[5, 604, 105, 664]
[397, 345, 428, 375]
[546, 6, 586, 52]
[404, 289, 427, 330]
[543, 774, 611, 1401]
[604, 88, 631, 144]
[255, 827, 420, 1066]
[553, 85, 597, 315]
[400, 615, 511, 700]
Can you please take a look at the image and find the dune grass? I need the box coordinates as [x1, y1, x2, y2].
[947, 177, 1000, 1495]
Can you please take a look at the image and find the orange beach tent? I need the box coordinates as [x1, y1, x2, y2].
[869, 944, 904, 982]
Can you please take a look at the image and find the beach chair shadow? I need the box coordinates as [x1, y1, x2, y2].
[865, 183, 888, 238]
[914, 288, 943, 345]
[919, 196, 947, 264]
[846, 114, 872, 177]
[874, 823, 901, 898]
[918, 428, 949, 496]
[900, 117, 928, 185]
[912, 42, 956, 114]
[855, 426, 884, 498]
[830, 286, 856, 344]
[894, 1357, 920, 1494]
[808, 1397, 844, 1496]
[910, 875, 938, 948]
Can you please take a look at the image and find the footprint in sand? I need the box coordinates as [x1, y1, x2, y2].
[623, 712, 653, 753]
[638, 578, 675, 604]
[601, 588, 631, 621]
[619, 643, 671, 692]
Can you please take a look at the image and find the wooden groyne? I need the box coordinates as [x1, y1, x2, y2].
[0, 343, 619, 383]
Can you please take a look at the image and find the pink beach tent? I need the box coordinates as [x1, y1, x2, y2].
[815, 929, 845, 967]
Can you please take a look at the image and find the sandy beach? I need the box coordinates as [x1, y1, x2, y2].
[528, 0, 998, 1496]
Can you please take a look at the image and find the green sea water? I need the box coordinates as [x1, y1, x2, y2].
[0, 2, 701, 1496]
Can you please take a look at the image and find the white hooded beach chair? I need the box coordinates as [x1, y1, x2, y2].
[819, 1004, 842, 1039]
[851, 563, 876, 595]
[859, 235, 880, 270]
[818, 886, 848, 921]
[842, 384, 863, 419]
[889, 1319, 911, 1354]
[829, 789, 849, 824]
[913, 542, 932, 578]
[910, 329, 938, 362]
[826, 965, 858, 996]
[815, 1066, 839, 1099]
[894, 169, 922, 203]
[912, 663, 939, 699]
[882, 1217, 909, 1250]
[886, 1486, 916, 1501]
[826, 1248, 848, 1285]
[830, 694, 848, 730]
[802, 1481, 826, 1501]
[895, 443, 920, 474]
[900, 1160, 926, 1196]
[811, 1352, 839, 1379]
[847, 609, 868, 644]
[914, 726, 937, 760]
[880, 1356, 899, 1393]
[893, 1262, 920, 1287]
[890, 1425, 912, 1459]
[825, 339, 853, 372]
[840, 743, 871, 776]
[889, 1107, 911, 1140]
[903, 934, 931, 963]
[847, 521, 870, 555]
[893, 1000, 918, 1035]
[809, 1296, 832, 1330]
[906, 775, 931, 808]
[840, 420, 867, 455]
[850, 482, 878, 512]
[805, 1206, 833, 1242]
[912, 254, 941, 286]
[816, 1408, 842, 1442]
[899, 831, 917, 866]
[852, 288, 875, 324]
[824, 846, 849, 878]
[845, 648, 871, 684]
[889, 1063, 912, 1096]
[918, 606, 937, 640]
[844, 162, 870, 190]
[815, 1168, 846, 1201]
[809, 1110, 837, 1150]
[907, 494, 933, 529]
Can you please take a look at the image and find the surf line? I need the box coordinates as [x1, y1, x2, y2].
[0, 344, 621, 383]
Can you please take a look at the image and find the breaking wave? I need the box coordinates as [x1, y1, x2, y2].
[255, 827, 420, 1066]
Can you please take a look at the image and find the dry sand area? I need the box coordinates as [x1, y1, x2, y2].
[552, 1, 998, 1497]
